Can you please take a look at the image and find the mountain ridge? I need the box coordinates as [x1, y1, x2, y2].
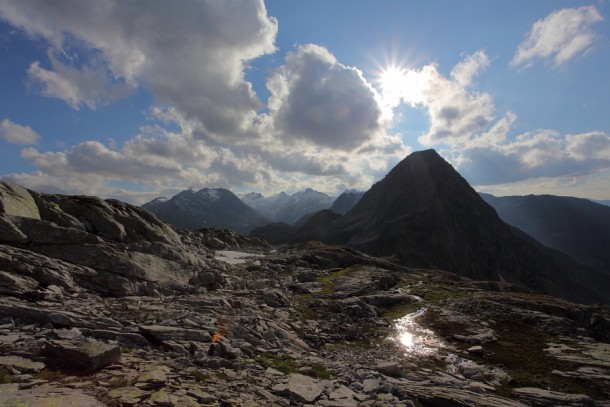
[480, 192, 610, 272]
[252, 149, 610, 304]
[142, 187, 269, 234]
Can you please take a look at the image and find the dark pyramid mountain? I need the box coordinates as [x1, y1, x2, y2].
[481, 193, 610, 272]
[252, 149, 610, 304]
[142, 188, 270, 234]
[330, 190, 365, 214]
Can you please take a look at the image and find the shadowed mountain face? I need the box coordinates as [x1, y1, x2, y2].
[142, 188, 269, 234]
[252, 150, 610, 304]
[330, 190, 365, 215]
[480, 193, 610, 273]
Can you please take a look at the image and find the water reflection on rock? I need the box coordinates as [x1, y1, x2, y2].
[391, 307, 443, 356]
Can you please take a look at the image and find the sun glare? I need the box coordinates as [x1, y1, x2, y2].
[380, 66, 406, 93]
[377, 63, 430, 113]
[398, 331, 414, 348]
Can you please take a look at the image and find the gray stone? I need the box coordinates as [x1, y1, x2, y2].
[187, 388, 216, 403]
[454, 329, 497, 344]
[140, 325, 212, 343]
[0, 301, 80, 326]
[0, 181, 40, 219]
[467, 345, 483, 354]
[0, 270, 38, 296]
[206, 237, 226, 249]
[0, 215, 29, 244]
[512, 387, 596, 407]
[262, 290, 291, 308]
[0, 356, 45, 373]
[272, 373, 328, 403]
[45, 339, 121, 371]
[375, 361, 403, 377]
[136, 365, 171, 390]
[0, 383, 106, 406]
[107, 386, 150, 405]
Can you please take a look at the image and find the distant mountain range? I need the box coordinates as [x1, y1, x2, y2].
[142, 188, 269, 234]
[481, 193, 610, 273]
[251, 149, 610, 304]
[239, 189, 335, 224]
[142, 187, 365, 234]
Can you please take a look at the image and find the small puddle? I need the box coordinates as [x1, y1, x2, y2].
[390, 307, 443, 356]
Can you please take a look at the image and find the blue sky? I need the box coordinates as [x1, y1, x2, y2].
[0, 0, 608, 203]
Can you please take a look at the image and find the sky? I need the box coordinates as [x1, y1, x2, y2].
[0, 0, 609, 204]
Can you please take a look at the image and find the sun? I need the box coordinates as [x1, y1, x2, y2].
[377, 65, 409, 112]
[379, 66, 407, 93]
[377, 63, 430, 112]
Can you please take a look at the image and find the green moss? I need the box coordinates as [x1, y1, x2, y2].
[317, 267, 355, 295]
[0, 369, 17, 384]
[190, 370, 211, 383]
[120, 346, 133, 354]
[307, 362, 331, 379]
[255, 354, 299, 375]
[255, 354, 333, 379]
[294, 293, 319, 320]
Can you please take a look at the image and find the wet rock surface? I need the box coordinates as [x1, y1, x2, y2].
[1, 186, 609, 406]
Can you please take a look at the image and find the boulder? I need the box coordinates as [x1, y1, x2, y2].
[375, 361, 403, 377]
[45, 339, 121, 371]
[272, 373, 328, 404]
[0, 181, 40, 219]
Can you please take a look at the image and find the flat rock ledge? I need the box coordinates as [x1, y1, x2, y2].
[45, 339, 121, 371]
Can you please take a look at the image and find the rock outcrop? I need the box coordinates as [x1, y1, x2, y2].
[0, 182, 246, 296]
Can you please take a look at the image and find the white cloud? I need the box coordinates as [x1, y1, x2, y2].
[456, 129, 610, 185]
[0, 0, 278, 139]
[394, 51, 495, 146]
[0, 119, 40, 144]
[267, 44, 384, 151]
[566, 131, 610, 161]
[450, 50, 490, 87]
[27, 56, 129, 109]
[511, 5, 603, 68]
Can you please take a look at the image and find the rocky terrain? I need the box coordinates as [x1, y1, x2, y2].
[1, 180, 610, 406]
